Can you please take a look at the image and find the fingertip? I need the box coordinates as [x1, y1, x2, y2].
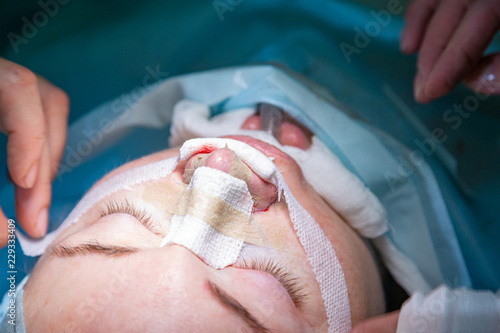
[414, 85, 437, 104]
[464, 54, 500, 95]
[400, 29, 417, 54]
[415, 83, 439, 104]
[413, 72, 431, 103]
[15, 186, 51, 239]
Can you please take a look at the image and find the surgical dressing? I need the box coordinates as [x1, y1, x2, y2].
[140, 181, 287, 250]
[160, 166, 253, 269]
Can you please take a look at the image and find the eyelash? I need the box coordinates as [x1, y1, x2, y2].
[241, 259, 307, 307]
[99, 199, 160, 234]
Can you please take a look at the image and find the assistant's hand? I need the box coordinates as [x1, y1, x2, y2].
[0, 58, 69, 247]
[401, 0, 500, 103]
[351, 310, 400, 333]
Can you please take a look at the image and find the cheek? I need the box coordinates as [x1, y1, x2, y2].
[251, 203, 293, 250]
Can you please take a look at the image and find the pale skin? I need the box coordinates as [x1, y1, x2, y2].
[24, 135, 386, 332]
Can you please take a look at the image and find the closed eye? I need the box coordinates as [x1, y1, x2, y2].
[240, 258, 307, 307]
[99, 199, 163, 236]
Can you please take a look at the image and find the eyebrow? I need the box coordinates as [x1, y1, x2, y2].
[50, 241, 139, 258]
[208, 281, 270, 332]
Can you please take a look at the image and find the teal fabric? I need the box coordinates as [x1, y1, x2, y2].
[1, 0, 499, 299]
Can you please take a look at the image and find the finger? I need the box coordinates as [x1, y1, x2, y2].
[0, 58, 45, 188]
[37, 75, 69, 178]
[419, 0, 500, 102]
[15, 140, 52, 238]
[400, 0, 439, 54]
[0, 208, 7, 248]
[464, 52, 500, 94]
[414, 0, 472, 99]
[351, 310, 400, 333]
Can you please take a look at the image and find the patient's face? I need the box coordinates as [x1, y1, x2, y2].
[24, 133, 384, 332]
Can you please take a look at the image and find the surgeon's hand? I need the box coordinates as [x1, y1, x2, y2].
[351, 310, 400, 333]
[0, 58, 69, 247]
[401, 0, 500, 103]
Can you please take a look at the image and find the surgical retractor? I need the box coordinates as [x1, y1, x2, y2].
[258, 103, 283, 140]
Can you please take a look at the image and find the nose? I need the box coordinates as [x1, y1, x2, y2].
[163, 243, 205, 267]
[183, 148, 278, 210]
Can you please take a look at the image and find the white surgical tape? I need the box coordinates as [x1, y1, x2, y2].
[18, 136, 352, 333]
[17, 158, 178, 256]
[160, 167, 254, 269]
[169, 99, 388, 238]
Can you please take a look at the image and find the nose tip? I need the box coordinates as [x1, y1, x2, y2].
[183, 148, 277, 210]
[205, 148, 240, 174]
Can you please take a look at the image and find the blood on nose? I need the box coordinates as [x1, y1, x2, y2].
[184, 148, 278, 210]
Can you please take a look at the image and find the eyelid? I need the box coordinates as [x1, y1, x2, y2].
[99, 199, 163, 236]
[240, 258, 307, 307]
